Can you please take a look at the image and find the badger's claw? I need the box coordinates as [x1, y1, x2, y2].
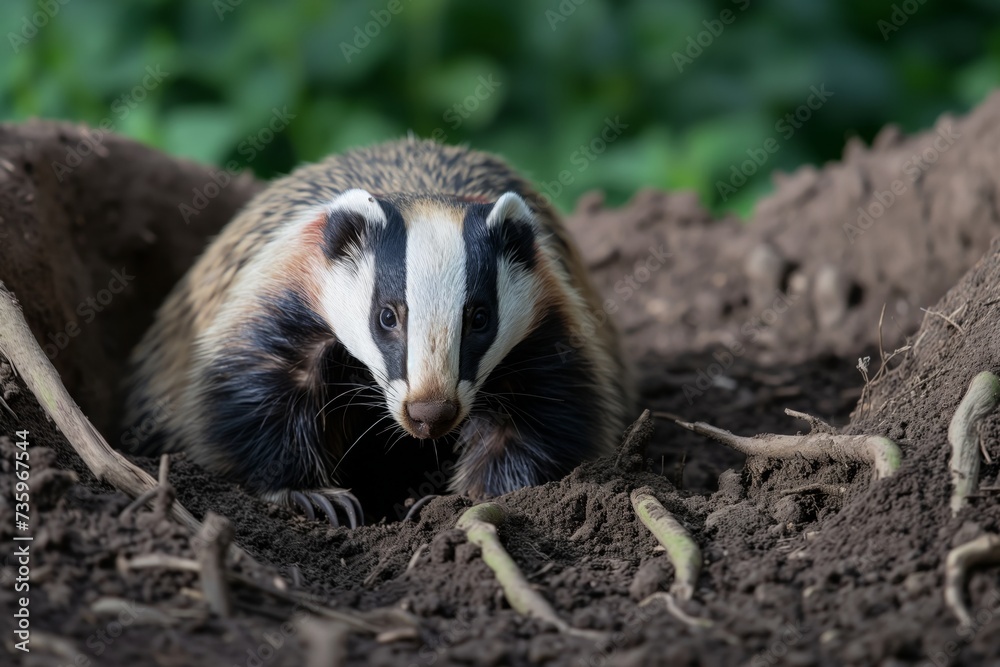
[403, 494, 440, 522]
[279, 489, 363, 528]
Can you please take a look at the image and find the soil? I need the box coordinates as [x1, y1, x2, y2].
[2, 95, 1000, 666]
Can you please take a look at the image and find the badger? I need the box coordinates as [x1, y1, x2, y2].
[125, 139, 634, 527]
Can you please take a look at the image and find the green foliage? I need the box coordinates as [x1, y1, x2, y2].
[4, 0, 999, 217]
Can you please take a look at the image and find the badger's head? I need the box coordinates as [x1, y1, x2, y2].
[316, 188, 546, 440]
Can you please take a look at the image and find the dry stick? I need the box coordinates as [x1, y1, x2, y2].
[123, 554, 390, 634]
[197, 512, 234, 618]
[949, 372, 1000, 515]
[944, 533, 1000, 626]
[629, 491, 702, 601]
[657, 412, 902, 480]
[456, 503, 603, 640]
[0, 286, 213, 538]
[121, 453, 174, 520]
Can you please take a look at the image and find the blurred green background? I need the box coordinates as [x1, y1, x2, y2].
[3, 0, 999, 217]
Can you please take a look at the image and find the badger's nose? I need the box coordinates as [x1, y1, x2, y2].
[405, 400, 458, 439]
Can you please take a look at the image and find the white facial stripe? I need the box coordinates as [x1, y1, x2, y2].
[314, 190, 390, 385]
[476, 259, 540, 386]
[405, 208, 466, 399]
[320, 253, 388, 383]
[386, 379, 407, 423]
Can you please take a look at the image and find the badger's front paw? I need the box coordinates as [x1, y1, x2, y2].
[264, 488, 364, 528]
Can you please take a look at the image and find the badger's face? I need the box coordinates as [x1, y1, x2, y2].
[317, 189, 545, 440]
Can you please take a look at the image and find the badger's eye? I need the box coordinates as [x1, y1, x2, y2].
[470, 307, 490, 333]
[379, 307, 398, 330]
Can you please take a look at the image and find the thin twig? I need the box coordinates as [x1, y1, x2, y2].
[920, 305, 966, 335]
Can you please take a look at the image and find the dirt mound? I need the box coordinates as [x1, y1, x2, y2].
[2, 100, 1000, 667]
[0, 119, 259, 434]
[568, 93, 1000, 365]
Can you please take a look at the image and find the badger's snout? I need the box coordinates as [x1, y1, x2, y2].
[404, 399, 459, 439]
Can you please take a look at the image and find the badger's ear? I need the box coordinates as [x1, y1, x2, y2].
[485, 192, 538, 230]
[485, 192, 539, 268]
[322, 189, 387, 260]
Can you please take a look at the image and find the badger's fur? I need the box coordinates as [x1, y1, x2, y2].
[125, 139, 633, 524]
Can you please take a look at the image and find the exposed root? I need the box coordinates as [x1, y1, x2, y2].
[949, 372, 1000, 515]
[659, 412, 902, 480]
[944, 533, 1000, 627]
[783, 408, 836, 434]
[456, 503, 603, 639]
[615, 409, 654, 472]
[630, 490, 702, 601]
[780, 483, 846, 497]
[638, 593, 740, 644]
[0, 286, 252, 555]
[639, 592, 712, 629]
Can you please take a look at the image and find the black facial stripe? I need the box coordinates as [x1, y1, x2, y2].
[459, 202, 538, 382]
[370, 199, 408, 381]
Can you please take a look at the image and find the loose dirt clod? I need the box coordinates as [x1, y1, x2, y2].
[949, 371, 1000, 515]
[630, 489, 702, 600]
[659, 410, 902, 480]
[944, 532, 1000, 626]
